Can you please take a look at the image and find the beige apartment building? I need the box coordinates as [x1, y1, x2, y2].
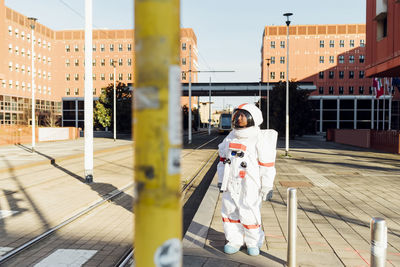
[0, 0, 198, 126]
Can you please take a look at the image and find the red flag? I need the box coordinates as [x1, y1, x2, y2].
[375, 78, 384, 98]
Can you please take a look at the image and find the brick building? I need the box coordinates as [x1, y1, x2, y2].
[0, 0, 198, 127]
[261, 24, 400, 132]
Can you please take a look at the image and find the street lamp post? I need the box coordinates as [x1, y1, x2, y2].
[283, 12, 293, 157]
[28, 17, 37, 153]
[266, 58, 271, 129]
[113, 60, 116, 142]
[188, 45, 192, 144]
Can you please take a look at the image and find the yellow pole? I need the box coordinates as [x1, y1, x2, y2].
[134, 0, 182, 266]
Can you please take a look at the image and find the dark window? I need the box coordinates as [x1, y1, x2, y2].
[319, 87, 324, 94]
[329, 56, 334, 63]
[359, 71, 365, 79]
[280, 57, 285, 64]
[270, 56, 275, 64]
[181, 71, 186, 80]
[349, 86, 354, 94]
[319, 71, 324, 79]
[349, 71, 354, 79]
[339, 55, 344, 63]
[349, 55, 355, 63]
[329, 40, 334, 48]
[359, 55, 365, 63]
[319, 56, 324, 63]
[329, 86, 334, 95]
[369, 86, 373, 94]
[319, 40, 324, 48]
[280, 41, 285, 48]
[340, 40, 344, 47]
[360, 39, 365, 47]
[270, 41, 275, 48]
[329, 71, 334, 79]
[339, 86, 344, 94]
[280, 72, 285, 79]
[182, 43, 186, 50]
[339, 71, 344, 79]
[350, 40, 355, 47]
[270, 72, 275, 79]
[359, 86, 364, 94]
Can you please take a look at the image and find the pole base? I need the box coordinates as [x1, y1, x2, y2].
[85, 174, 93, 183]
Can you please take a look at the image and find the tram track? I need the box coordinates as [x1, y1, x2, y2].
[0, 133, 222, 266]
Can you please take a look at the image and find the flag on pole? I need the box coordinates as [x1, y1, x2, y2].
[392, 77, 400, 93]
[385, 77, 392, 94]
[373, 77, 384, 98]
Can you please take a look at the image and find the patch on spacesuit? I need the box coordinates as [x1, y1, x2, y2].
[154, 238, 182, 267]
[239, 170, 246, 178]
[229, 143, 247, 151]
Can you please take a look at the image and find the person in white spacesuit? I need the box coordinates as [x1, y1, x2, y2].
[217, 103, 277, 256]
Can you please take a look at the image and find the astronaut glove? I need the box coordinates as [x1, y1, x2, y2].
[217, 182, 223, 193]
[261, 186, 273, 201]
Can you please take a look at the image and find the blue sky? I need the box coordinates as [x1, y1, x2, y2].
[5, 0, 366, 109]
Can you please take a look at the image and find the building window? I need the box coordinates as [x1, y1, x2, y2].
[8, 62, 12, 71]
[359, 55, 365, 63]
[360, 39, 365, 47]
[349, 86, 354, 94]
[369, 86, 373, 94]
[74, 45, 79, 52]
[182, 58, 186, 65]
[66, 45, 70, 52]
[270, 56, 275, 64]
[8, 44, 12, 53]
[75, 59, 79, 66]
[182, 43, 186, 50]
[181, 71, 186, 80]
[349, 55, 355, 63]
[339, 86, 344, 95]
[66, 74, 70, 81]
[359, 86, 364, 94]
[101, 59, 105, 66]
[359, 70, 365, 78]
[329, 86, 334, 95]
[329, 71, 334, 79]
[329, 56, 334, 64]
[118, 73, 123, 80]
[280, 41, 285, 48]
[128, 43, 132, 51]
[319, 56, 324, 63]
[74, 88, 79, 95]
[339, 55, 344, 63]
[128, 73, 132, 80]
[319, 71, 324, 79]
[48, 72, 51, 80]
[93, 74, 96, 80]
[118, 44, 123, 51]
[118, 58, 123, 66]
[9, 80, 12, 88]
[101, 44, 105, 52]
[101, 73, 105, 80]
[270, 72, 275, 79]
[66, 59, 70, 67]
[319, 87, 324, 94]
[66, 88, 70, 95]
[349, 71, 354, 79]
[319, 40, 324, 48]
[110, 73, 114, 80]
[93, 45, 96, 52]
[21, 65, 25, 73]
[93, 88, 96, 95]
[48, 57, 51, 64]
[92, 59, 96, 66]
[8, 26, 12, 36]
[339, 71, 344, 79]
[280, 56, 285, 64]
[128, 58, 132, 66]
[340, 40, 344, 47]
[74, 74, 79, 81]
[270, 41, 275, 48]
[280, 72, 285, 79]
[349, 40, 355, 47]
[15, 46, 19, 55]
[329, 40, 335, 48]
[110, 44, 114, 52]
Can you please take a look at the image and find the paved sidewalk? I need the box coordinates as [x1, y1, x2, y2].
[183, 135, 400, 267]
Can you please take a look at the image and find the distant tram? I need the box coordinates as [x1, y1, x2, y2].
[218, 113, 232, 134]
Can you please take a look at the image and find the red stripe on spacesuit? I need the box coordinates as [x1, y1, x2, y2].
[229, 143, 247, 151]
[239, 170, 246, 178]
[220, 157, 226, 162]
[222, 217, 240, 223]
[242, 224, 260, 229]
[237, 103, 247, 109]
[258, 161, 275, 167]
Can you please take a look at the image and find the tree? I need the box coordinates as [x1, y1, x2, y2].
[259, 81, 316, 138]
[94, 82, 133, 132]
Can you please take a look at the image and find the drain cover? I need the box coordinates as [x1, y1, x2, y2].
[279, 181, 313, 187]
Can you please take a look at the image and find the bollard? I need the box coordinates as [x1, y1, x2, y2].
[370, 217, 387, 267]
[287, 188, 297, 267]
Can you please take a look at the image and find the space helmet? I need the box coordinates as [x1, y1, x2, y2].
[232, 103, 263, 129]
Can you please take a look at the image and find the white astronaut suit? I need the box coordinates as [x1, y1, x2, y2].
[217, 103, 277, 256]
